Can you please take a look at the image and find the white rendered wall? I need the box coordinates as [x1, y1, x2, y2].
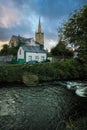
[17, 47, 24, 60]
[26, 52, 46, 62]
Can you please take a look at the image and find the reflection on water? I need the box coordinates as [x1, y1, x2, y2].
[0, 82, 87, 130]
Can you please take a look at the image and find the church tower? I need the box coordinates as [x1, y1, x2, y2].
[35, 17, 44, 46]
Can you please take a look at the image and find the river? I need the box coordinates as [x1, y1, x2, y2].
[0, 81, 87, 130]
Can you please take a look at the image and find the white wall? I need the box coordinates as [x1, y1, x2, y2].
[17, 47, 24, 60]
[26, 52, 46, 62]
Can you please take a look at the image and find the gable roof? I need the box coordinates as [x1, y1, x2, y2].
[9, 35, 43, 47]
[11, 35, 34, 43]
[22, 45, 46, 53]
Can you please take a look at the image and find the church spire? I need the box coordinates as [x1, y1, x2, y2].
[38, 17, 41, 33]
[35, 17, 44, 46]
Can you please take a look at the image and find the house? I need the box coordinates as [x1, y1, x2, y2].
[17, 45, 47, 63]
[9, 35, 36, 47]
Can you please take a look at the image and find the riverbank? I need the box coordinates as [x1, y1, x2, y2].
[0, 59, 87, 85]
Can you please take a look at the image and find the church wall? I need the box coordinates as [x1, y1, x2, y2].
[35, 32, 44, 45]
[9, 37, 18, 47]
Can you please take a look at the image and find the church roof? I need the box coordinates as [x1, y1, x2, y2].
[22, 45, 46, 53]
[11, 35, 34, 43]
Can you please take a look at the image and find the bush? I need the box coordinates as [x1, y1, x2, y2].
[0, 65, 23, 83]
[0, 59, 86, 83]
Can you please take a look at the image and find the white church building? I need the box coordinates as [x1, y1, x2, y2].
[17, 45, 47, 63]
[17, 18, 47, 63]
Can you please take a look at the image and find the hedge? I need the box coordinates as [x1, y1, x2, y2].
[0, 59, 86, 83]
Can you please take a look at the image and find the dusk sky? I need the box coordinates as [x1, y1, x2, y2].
[0, 0, 87, 50]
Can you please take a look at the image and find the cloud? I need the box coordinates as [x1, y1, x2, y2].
[0, 0, 87, 49]
[0, 7, 19, 28]
[0, 0, 18, 27]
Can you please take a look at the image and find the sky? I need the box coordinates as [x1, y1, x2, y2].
[0, 0, 87, 50]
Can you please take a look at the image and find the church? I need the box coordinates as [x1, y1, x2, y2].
[9, 17, 44, 47]
[9, 18, 47, 63]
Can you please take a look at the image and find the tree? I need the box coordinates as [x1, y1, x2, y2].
[51, 38, 73, 59]
[63, 5, 87, 62]
[0, 44, 9, 55]
[0, 44, 19, 58]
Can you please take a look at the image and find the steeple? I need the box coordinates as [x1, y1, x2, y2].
[35, 17, 44, 46]
[38, 17, 41, 33]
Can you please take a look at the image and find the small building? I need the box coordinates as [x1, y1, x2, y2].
[17, 45, 47, 63]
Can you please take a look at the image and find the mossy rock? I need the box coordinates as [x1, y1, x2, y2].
[22, 72, 39, 86]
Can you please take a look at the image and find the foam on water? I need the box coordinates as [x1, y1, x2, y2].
[75, 87, 87, 97]
[66, 81, 87, 97]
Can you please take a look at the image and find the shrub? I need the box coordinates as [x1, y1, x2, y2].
[0, 59, 86, 83]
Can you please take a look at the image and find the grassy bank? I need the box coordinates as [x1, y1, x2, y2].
[66, 116, 87, 130]
[0, 59, 87, 84]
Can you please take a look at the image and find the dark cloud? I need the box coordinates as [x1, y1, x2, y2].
[0, 0, 87, 48]
[0, 27, 11, 42]
[0, 20, 34, 42]
[11, 0, 87, 18]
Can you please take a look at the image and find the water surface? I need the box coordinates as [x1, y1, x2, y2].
[0, 82, 86, 130]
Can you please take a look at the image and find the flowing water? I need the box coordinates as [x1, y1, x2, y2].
[66, 81, 87, 97]
[0, 81, 87, 130]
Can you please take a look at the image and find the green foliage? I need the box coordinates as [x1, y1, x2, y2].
[0, 65, 23, 82]
[0, 44, 20, 58]
[63, 5, 87, 62]
[51, 39, 73, 58]
[47, 52, 52, 57]
[0, 60, 86, 84]
[0, 44, 9, 56]
[66, 117, 87, 130]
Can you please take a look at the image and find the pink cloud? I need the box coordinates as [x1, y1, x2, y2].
[0, 5, 20, 28]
